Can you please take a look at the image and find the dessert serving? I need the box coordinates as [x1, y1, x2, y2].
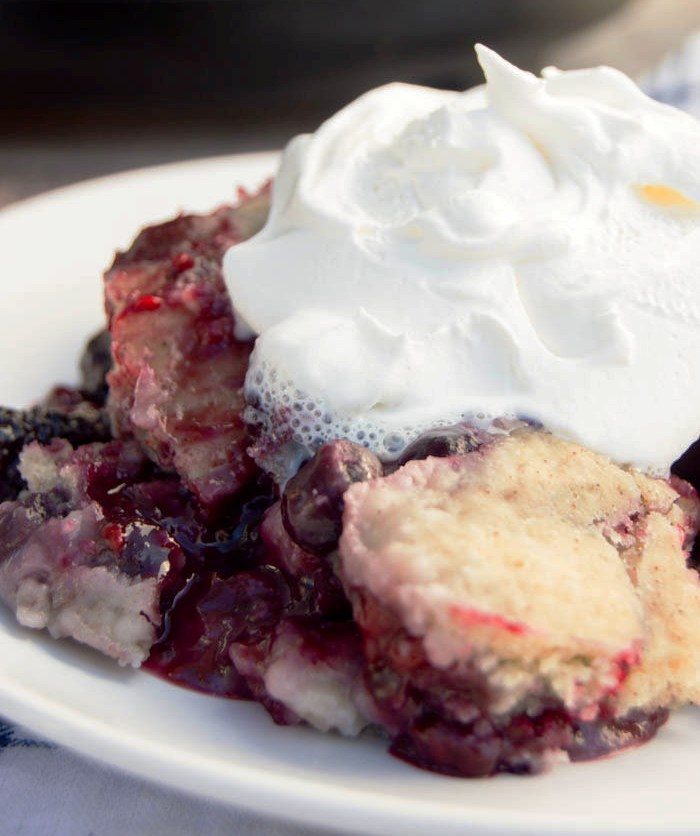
[1, 45, 700, 778]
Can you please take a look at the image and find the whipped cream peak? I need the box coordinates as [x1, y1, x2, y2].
[225, 46, 700, 474]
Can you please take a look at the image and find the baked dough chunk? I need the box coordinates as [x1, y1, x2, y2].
[339, 431, 700, 774]
[0, 439, 185, 666]
[104, 185, 270, 510]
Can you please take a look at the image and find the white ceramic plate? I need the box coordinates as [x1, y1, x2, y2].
[1, 153, 699, 836]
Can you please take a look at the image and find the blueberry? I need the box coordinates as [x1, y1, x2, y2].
[393, 425, 489, 468]
[79, 330, 112, 406]
[197, 567, 287, 646]
[282, 440, 383, 553]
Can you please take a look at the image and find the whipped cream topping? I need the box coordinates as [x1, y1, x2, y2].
[224, 45, 700, 473]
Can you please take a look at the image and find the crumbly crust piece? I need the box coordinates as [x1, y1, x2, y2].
[0, 439, 184, 666]
[340, 431, 700, 718]
[104, 186, 270, 510]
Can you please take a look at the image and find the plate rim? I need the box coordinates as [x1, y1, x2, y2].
[0, 673, 673, 836]
[0, 150, 280, 216]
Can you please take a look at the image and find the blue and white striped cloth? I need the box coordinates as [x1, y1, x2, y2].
[1, 33, 699, 836]
[643, 30, 700, 116]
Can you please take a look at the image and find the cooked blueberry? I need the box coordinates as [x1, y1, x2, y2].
[104, 193, 270, 509]
[568, 708, 668, 762]
[390, 713, 502, 778]
[393, 424, 489, 468]
[79, 329, 112, 405]
[282, 440, 383, 553]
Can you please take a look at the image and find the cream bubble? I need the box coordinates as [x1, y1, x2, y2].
[225, 45, 700, 477]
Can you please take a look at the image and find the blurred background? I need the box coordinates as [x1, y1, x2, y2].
[1, 0, 699, 208]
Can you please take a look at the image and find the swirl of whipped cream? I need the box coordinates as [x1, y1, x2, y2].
[224, 45, 700, 475]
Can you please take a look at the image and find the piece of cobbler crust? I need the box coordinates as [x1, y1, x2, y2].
[230, 617, 372, 737]
[228, 501, 373, 736]
[340, 431, 700, 739]
[0, 439, 184, 666]
[104, 185, 270, 510]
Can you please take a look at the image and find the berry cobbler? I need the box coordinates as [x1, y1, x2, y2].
[2, 46, 700, 778]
